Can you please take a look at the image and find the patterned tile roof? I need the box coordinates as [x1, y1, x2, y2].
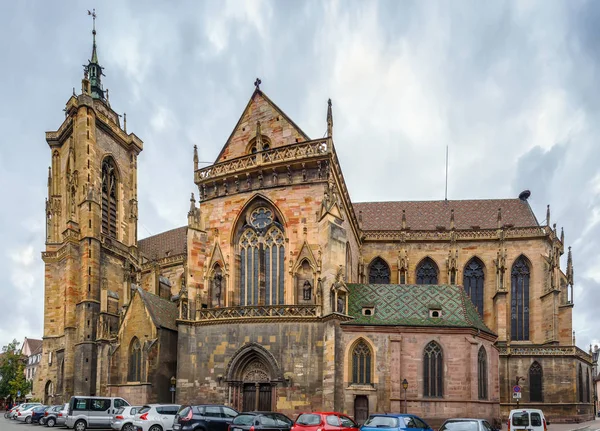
[353, 198, 538, 231]
[138, 226, 187, 260]
[136, 287, 179, 331]
[345, 283, 495, 335]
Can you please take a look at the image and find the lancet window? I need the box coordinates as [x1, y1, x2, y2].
[478, 346, 487, 400]
[464, 257, 485, 316]
[101, 157, 118, 238]
[128, 338, 142, 382]
[529, 361, 543, 402]
[351, 340, 372, 385]
[511, 256, 530, 341]
[416, 258, 439, 284]
[423, 341, 443, 397]
[368, 257, 390, 284]
[239, 206, 285, 306]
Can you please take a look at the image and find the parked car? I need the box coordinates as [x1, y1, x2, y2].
[111, 405, 142, 431]
[173, 405, 239, 431]
[360, 414, 433, 431]
[15, 403, 44, 424]
[132, 404, 181, 431]
[39, 404, 62, 425]
[439, 418, 499, 431]
[31, 405, 50, 423]
[508, 409, 547, 431]
[229, 412, 294, 431]
[66, 396, 130, 430]
[11, 402, 42, 420]
[4, 404, 20, 419]
[292, 412, 360, 431]
[45, 403, 69, 428]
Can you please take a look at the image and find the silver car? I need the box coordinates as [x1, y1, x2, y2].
[111, 405, 142, 431]
[439, 418, 500, 431]
[65, 396, 130, 430]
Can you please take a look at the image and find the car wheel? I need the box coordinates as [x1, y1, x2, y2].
[39, 418, 46, 425]
[47, 417, 56, 427]
[74, 419, 88, 431]
[149, 425, 163, 431]
[122, 423, 135, 431]
[26, 415, 32, 424]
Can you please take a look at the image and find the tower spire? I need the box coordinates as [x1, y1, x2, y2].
[85, 9, 105, 100]
[193, 145, 199, 171]
[327, 99, 333, 138]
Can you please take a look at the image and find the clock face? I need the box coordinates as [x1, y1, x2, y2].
[250, 207, 273, 229]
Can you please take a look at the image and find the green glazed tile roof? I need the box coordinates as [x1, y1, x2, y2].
[345, 284, 495, 335]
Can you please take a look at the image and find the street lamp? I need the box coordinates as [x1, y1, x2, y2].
[170, 376, 177, 404]
[402, 379, 409, 414]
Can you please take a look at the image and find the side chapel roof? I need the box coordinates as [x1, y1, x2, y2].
[138, 226, 187, 260]
[353, 198, 538, 231]
[345, 283, 495, 336]
[135, 287, 179, 331]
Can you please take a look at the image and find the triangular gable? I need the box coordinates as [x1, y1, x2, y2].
[117, 287, 156, 339]
[291, 241, 318, 273]
[215, 89, 311, 163]
[320, 200, 344, 222]
[207, 241, 226, 274]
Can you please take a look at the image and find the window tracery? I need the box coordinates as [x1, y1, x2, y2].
[464, 257, 485, 316]
[423, 341, 443, 397]
[128, 338, 141, 382]
[478, 347, 487, 400]
[101, 157, 118, 238]
[416, 258, 439, 284]
[529, 361, 543, 402]
[351, 340, 372, 385]
[368, 257, 390, 284]
[511, 256, 530, 341]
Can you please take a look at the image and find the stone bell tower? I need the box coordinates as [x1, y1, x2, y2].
[35, 10, 143, 402]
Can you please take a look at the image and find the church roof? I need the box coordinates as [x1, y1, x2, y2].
[138, 226, 187, 260]
[345, 283, 495, 335]
[353, 198, 538, 231]
[136, 287, 179, 331]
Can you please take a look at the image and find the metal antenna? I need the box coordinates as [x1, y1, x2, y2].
[445, 144, 449, 201]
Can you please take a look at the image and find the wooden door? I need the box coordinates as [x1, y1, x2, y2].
[258, 384, 272, 411]
[354, 395, 368, 424]
[243, 384, 256, 411]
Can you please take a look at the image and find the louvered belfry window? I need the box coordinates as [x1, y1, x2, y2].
[368, 257, 390, 284]
[101, 158, 118, 238]
[423, 341, 443, 397]
[352, 340, 372, 385]
[239, 207, 285, 306]
[511, 256, 530, 341]
[464, 257, 485, 316]
[529, 361, 543, 402]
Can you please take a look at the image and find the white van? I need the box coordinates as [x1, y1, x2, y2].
[508, 409, 547, 431]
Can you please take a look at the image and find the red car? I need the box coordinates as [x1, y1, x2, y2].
[291, 412, 360, 431]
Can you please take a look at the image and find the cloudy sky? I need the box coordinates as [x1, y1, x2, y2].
[0, 1, 599, 353]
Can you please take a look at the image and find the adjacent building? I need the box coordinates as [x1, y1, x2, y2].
[34, 22, 594, 425]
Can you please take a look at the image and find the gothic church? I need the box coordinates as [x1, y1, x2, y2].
[34, 23, 594, 425]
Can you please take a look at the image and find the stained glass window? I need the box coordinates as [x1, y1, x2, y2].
[478, 347, 487, 400]
[250, 207, 273, 230]
[368, 257, 390, 284]
[464, 257, 485, 316]
[529, 362, 543, 402]
[511, 256, 530, 341]
[416, 258, 439, 284]
[128, 338, 141, 382]
[351, 340, 372, 385]
[423, 341, 443, 397]
[101, 158, 118, 238]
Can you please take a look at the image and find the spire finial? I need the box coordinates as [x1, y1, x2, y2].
[123, 112, 127, 133]
[87, 9, 98, 63]
[193, 145, 199, 171]
[546, 204, 551, 227]
[567, 246, 574, 285]
[188, 193, 196, 218]
[254, 78, 262, 91]
[327, 98, 333, 138]
[402, 209, 406, 230]
[497, 207, 502, 228]
[450, 209, 455, 229]
[560, 227, 564, 244]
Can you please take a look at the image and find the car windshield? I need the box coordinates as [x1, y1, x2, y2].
[440, 421, 479, 431]
[138, 406, 151, 414]
[364, 416, 399, 428]
[296, 414, 322, 426]
[512, 413, 529, 427]
[233, 414, 256, 425]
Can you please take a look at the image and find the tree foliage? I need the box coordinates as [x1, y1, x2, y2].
[0, 339, 29, 399]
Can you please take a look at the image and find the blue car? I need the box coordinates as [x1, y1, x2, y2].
[31, 405, 49, 423]
[360, 414, 433, 431]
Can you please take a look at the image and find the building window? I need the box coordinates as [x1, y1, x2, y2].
[416, 258, 439, 284]
[464, 257, 485, 316]
[101, 157, 118, 238]
[511, 255, 530, 341]
[351, 340, 372, 385]
[423, 341, 443, 397]
[368, 257, 390, 284]
[478, 346, 488, 400]
[585, 367, 590, 403]
[578, 364, 583, 403]
[239, 206, 285, 306]
[529, 361, 543, 402]
[127, 338, 142, 382]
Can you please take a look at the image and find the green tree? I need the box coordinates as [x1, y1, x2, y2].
[0, 339, 23, 399]
[8, 361, 31, 400]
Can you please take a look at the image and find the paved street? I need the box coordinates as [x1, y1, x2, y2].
[0, 416, 111, 430]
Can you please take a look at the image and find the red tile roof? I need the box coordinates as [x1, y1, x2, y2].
[138, 226, 187, 260]
[353, 199, 539, 231]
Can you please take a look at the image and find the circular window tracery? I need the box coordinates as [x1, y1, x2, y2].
[250, 207, 274, 229]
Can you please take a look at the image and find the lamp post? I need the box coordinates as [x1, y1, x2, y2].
[170, 376, 176, 404]
[402, 379, 409, 414]
[515, 376, 525, 409]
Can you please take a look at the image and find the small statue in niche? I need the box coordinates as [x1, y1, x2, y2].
[235, 176, 240, 192]
[302, 280, 312, 301]
[337, 295, 345, 313]
[182, 302, 188, 319]
[258, 170, 264, 188]
[246, 173, 251, 190]
[317, 161, 322, 179]
[213, 273, 223, 307]
[272, 169, 278, 185]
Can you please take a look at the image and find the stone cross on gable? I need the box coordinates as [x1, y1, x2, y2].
[254, 78, 262, 90]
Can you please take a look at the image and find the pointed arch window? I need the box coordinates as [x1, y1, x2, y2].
[423, 341, 443, 397]
[511, 256, 530, 341]
[101, 157, 118, 238]
[128, 338, 142, 382]
[585, 367, 590, 403]
[368, 257, 390, 284]
[351, 340, 372, 385]
[478, 347, 488, 400]
[239, 206, 285, 306]
[578, 364, 583, 403]
[529, 361, 543, 402]
[416, 258, 439, 284]
[464, 257, 485, 316]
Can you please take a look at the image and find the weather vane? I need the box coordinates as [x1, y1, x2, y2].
[87, 9, 96, 35]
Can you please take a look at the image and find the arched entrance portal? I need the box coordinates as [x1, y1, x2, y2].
[226, 343, 284, 412]
[44, 381, 54, 405]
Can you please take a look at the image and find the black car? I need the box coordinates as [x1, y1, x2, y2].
[31, 405, 49, 423]
[174, 405, 239, 431]
[230, 412, 294, 431]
